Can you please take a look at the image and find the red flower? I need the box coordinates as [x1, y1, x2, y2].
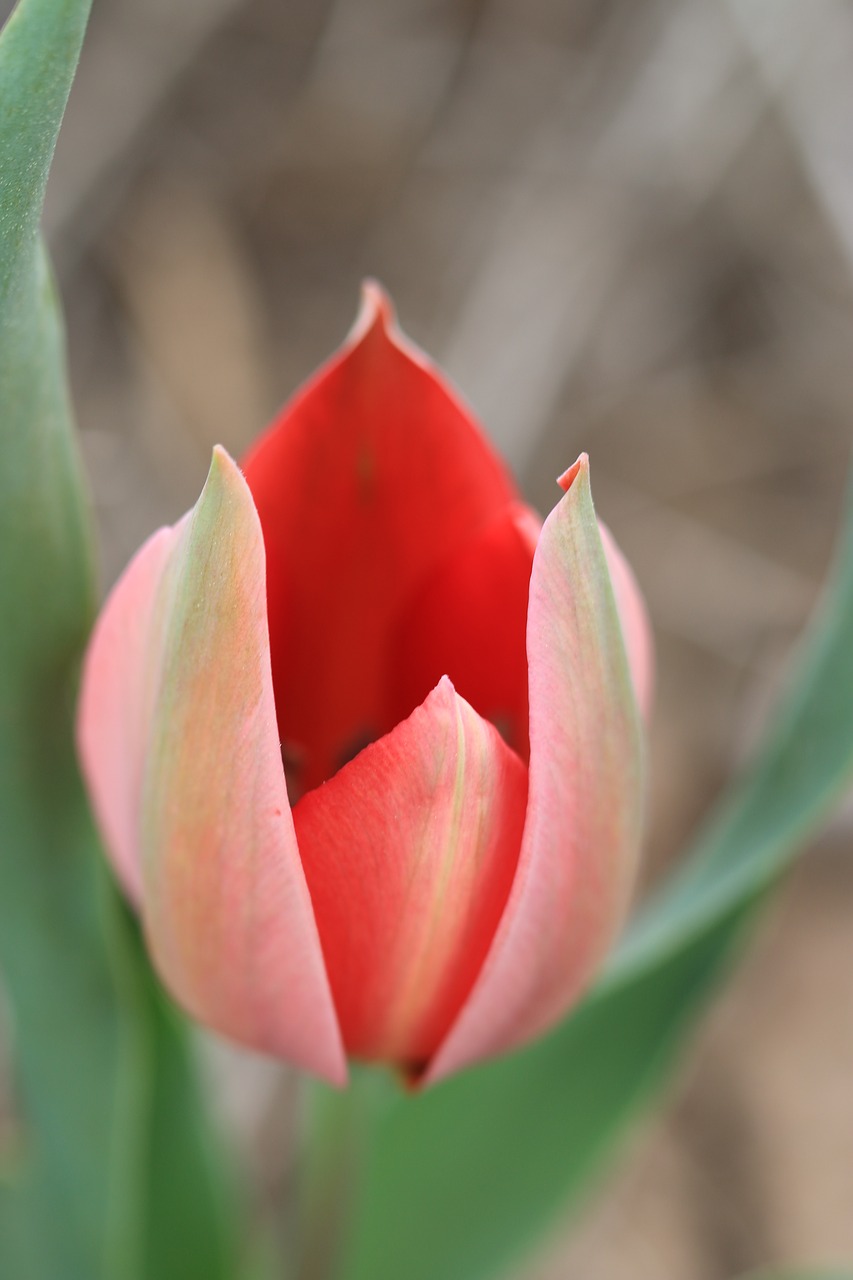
[78, 285, 652, 1085]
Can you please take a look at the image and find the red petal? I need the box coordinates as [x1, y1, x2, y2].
[78, 449, 346, 1084]
[386, 502, 536, 761]
[242, 283, 520, 794]
[292, 677, 528, 1070]
[427, 456, 644, 1081]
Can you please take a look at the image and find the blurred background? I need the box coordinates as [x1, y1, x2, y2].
[27, 0, 853, 1274]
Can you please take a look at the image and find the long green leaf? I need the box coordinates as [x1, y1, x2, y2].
[328, 463, 853, 1280]
[0, 3, 238, 1277]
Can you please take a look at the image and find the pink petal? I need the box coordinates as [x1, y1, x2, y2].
[505, 505, 654, 724]
[77, 522, 184, 904]
[599, 521, 654, 719]
[292, 677, 528, 1072]
[78, 449, 346, 1084]
[427, 455, 644, 1082]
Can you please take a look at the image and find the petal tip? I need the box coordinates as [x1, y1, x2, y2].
[347, 279, 396, 347]
[199, 446, 258, 534]
[346, 281, 438, 378]
[210, 441, 235, 467]
[557, 452, 589, 494]
[207, 444, 241, 487]
[422, 673, 464, 720]
[434, 672, 457, 697]
[361, 277, 396, 325]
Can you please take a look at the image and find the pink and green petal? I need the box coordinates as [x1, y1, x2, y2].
[600, 521, 654, 719]
[293, 677, 528, 1072]
[79, 449, 345, 1084]
[78, 522, 186, 904]
[504, 503, 653, 726]
[427, 455, 644, 1082]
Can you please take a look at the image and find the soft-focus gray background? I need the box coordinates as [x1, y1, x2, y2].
[39, 0, 853, 1275]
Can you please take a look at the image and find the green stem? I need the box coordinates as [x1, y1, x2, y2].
[291, 1069, 397, 1280]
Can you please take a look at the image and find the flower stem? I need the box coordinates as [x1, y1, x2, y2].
[291, 1067, 398, 1280]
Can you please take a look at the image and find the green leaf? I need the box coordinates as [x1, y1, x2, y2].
[328, 464, 853, 1280]
[107, 909, 240, 1280]
[0, 3, 239, 1277]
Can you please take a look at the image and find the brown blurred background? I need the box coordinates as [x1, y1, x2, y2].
[36, 0, 853, 1275]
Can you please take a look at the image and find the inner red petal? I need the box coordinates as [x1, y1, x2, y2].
[291, 681, 528, 1069]
[242, 294, 531, 793]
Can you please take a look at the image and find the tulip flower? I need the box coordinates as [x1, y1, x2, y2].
[77, 284, 652, 1087]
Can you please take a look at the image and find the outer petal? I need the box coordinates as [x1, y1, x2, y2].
[427, 455, 644, 1082]
[600, 521, 654, 719]
[76, 522, 184, 904]
[78, 448, 346, 1084]
[292, 677, 528, 1071]
[242, 282, 521, 794]
[508, 507, 654, 728]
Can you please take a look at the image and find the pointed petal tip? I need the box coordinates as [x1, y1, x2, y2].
[206, 444, 243, 490]
[196, 446, 262, 541]
[346, 278, 396, 347]
[554, 453, 653, 717]
[361, 277, 396, 325]
[345, 280, 440, 379]
[431, 672, 457, 701]
[210, 441, 236, 469]
[557, 453, 589, 494]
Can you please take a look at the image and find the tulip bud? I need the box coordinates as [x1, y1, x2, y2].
[78, 284, 651, 1086]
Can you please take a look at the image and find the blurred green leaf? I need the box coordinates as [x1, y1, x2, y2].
[0, 2, 238, 1277]
[328, 463, 853, 1280]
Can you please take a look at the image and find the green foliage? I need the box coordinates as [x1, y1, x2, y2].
[0, 3, 238, 1277]
[325, 464, 853, 1280]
